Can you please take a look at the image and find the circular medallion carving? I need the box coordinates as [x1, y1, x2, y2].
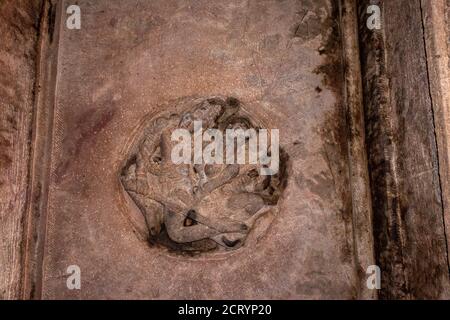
[120, 96, 288, 254]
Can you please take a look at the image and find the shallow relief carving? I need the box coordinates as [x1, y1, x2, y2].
[120, 96, 288, 254]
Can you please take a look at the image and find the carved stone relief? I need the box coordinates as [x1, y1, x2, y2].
[120, 96, 288, 253]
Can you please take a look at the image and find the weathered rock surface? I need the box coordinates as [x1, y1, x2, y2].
[0, 0, 43, 300]
[39, 0, 361, 299]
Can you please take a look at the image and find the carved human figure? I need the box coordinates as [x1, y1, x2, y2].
[121, 96, 286, 252]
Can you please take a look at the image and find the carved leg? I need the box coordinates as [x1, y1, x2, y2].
[164, 210, 221, 243]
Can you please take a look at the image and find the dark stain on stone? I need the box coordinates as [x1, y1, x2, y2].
[109, 17, 118, 28]
[312, 1, 343, 95]
[0, 153, 13, 170]
[54, 106, 116, 183]
[47, 2, 56, 43]
[0, 135, 12, 148]
[312, 1, 356, 273]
